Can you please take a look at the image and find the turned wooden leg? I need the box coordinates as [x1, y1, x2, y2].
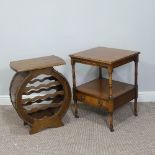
[73, 99, 79, 118]
[109, 112, 114, 132]
[99, 67, 102, 79]
[71, 60, 79, 118]
[108, 66, 114, 132]
[24, 121, 27, 126]
[134, 56, 138, 117]
[134, 98, 138, 116]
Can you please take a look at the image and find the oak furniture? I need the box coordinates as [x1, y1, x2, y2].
[70, 47, 140, 131]
[10, 55, 71, 134]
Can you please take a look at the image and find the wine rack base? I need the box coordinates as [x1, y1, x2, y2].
[10, 55, 71, 134]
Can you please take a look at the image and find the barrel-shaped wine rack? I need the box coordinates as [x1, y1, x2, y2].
[10, 56, 71, 134]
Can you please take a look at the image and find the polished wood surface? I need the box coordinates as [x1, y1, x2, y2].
[10, 55, 65, 72]
[10, 56, 71, 134]
[70, 47, 140, 65]
[70, 47, 140, 132]
[76, 78, 135, 100]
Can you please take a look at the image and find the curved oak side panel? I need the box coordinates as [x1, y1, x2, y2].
[10, 67, 71, 134]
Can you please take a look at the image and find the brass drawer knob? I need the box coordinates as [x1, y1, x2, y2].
[98, 100, 102, 106]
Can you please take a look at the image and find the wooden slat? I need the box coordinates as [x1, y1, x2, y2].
[23, 81, 61, 95]
[29, 76, 54, 84]
[25, 102, 62, 114]
[23, 91, 64, 105]
[10, 55, 65, 72]
[24, 86, 60, 95]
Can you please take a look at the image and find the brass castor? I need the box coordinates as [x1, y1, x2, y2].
[10, 55, 71, 134]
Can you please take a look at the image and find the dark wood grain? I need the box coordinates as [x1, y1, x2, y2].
[70, 47, 140, 132]
[29, 76, 55, 84]
[70, 47, 140, 67]
[10, 56, 71, 134]
[71, 59, 79, 118]
[76, 79, 135, 99]
[23, 81, 61, 95]
[10, 55, 65, 72]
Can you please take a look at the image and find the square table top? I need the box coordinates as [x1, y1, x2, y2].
[10, 55, 65, 72]
[70, 47, 140, 66]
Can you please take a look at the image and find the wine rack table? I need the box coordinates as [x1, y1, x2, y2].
[10, 55, 71, 134]
[70, 47, 140, 132]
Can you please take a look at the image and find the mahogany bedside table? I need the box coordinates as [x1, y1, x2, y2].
[70, 47, 140, 132]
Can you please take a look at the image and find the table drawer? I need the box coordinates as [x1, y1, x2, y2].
[76, 92, 108, 110]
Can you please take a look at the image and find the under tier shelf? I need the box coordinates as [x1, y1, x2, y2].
[76, 78, 135, 100]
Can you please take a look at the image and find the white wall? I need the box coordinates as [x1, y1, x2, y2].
[0, 0, 155, 99]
